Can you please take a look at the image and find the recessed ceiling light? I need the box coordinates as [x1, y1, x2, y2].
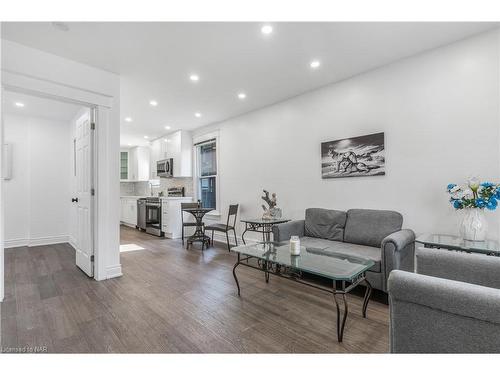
[189, 74, 199, 82]
[143, 135, 149, 139]
[261, 25, 273, 35]
[194, 112, 202, 118]
[164, 125, 171, 130]
[127, 143, 132, 146]
[310, 60, 321, 69]
[52, 22, 70, 32]
[124, 117, 133, 122]
[14, 102, 25, 108]
[237, 92, 247, 100]
[149, 100, 158, 107]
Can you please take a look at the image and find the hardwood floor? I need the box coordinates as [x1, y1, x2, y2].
[1, 226, 389, 353]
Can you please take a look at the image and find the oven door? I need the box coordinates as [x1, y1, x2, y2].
[145, 202, 162, 236]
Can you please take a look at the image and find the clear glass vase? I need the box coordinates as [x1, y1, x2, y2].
[460, 208, 488, 241]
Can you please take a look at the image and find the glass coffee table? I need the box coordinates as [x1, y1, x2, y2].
[231, 241, 374, 342]
[415, 233, 500, 256]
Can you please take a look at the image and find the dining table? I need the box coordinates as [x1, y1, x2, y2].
[182, 207, 213, 250]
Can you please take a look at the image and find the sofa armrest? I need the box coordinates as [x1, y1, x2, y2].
[389, 270, 500, 325]
[380, 229, 415, 292]
[272, 220, 305, 242]
[388, 270, 500, 353]
[382, 229, 415, 252]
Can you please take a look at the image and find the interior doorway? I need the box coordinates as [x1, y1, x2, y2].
[2, 90, 95, 277]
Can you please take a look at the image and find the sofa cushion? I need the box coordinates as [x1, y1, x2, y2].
[305, 208, 347, 241]
[344, 209, 402, 248]
[300, 236, 381, 272]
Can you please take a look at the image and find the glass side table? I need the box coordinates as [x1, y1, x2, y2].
[240, 218, 290, 244]
[415, 233, 500, 256]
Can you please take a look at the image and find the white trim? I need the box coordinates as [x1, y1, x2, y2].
[4, 235, 70, 249]
[106, 264, 123, 279]
[210, 232, 259, 247]
[69, 235, 77, 249]
[120, 222, 136, 228]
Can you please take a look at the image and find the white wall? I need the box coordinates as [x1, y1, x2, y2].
[195, 30, 500, 241]
[3, 113, 72, 247]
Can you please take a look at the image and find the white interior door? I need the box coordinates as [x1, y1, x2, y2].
[74, 110, 94, 277]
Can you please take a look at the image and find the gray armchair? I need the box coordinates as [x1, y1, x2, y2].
[272, 208, 415, 293]
[388, 248, 500, 353]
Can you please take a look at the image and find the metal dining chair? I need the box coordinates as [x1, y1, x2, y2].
[181, 202, 202, 245]
[204, 204, 239, 251]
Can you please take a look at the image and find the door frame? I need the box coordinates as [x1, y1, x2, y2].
[1, 70, 121, 303]
[3, 86, 98, 277]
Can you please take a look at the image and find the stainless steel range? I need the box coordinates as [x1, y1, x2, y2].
[145, 197, 163, 236]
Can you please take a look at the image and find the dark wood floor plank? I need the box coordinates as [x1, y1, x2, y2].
[1, 225, 389, 353]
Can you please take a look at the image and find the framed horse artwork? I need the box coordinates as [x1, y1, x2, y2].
[321, 132, 385, 179]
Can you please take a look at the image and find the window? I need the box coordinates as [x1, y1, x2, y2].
[120, 151, 129, 180]
[196, 140, 217, 209]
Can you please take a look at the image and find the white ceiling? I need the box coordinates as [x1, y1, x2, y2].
[2, 90, 83, 122]
[2, 22, 498, 146]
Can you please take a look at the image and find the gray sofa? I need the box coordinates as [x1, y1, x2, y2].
[272, 208, 415, 293]
[388, 247, 500, 353]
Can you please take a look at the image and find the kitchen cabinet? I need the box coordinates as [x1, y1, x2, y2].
[120, 197, 138, 226]
[120, 151, 129, 180]
[149, 139, 162, 179]
[121, 146, 150, 181]
[161, 197, 193, 238]
[150, 130, 192, 178]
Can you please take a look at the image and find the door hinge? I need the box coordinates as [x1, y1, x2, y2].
[91, 188, 95, 196]
[90, 122, 96, 130]
[90, 255, 95, 262]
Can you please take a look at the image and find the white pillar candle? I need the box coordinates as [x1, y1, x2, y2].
[290, 236, 301, 255]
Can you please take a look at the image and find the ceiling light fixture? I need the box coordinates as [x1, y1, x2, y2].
[194, 112, 202, 118]
[127, 143, 132, 146]
[149, 100, 158, 107]
[14, 102, 25, 108]
[164, 125, 171, 130]
[124, 117, 133, 122]
[237, 92, 247, 100]
[261, 25, 273, 35]
[189, 74, 199, 82]
[310, 60, 321, 69]
[144, 135, 149, 139]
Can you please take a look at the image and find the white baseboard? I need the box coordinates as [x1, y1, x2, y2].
[211, 232, 259, 247]
[68, 236, 77, 250]
[106, 264, 123, 279]
[4, 235, 70, 249]
[120, 222, 137, 228]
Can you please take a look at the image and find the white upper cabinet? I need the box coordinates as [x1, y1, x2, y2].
[150, 130, 192, 178]
[121, 146, 150, 181]
[149, 139, 162, 179]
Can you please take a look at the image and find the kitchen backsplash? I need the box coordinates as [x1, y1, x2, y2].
[120, 178, 194, 197]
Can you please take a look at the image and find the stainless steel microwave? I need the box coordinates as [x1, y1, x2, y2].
[156, 158, 173, 178]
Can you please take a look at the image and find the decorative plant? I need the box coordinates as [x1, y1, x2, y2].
[447, 177, 500, 211]
[261, 190, 277, 212]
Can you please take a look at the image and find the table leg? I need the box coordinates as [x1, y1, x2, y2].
[362, 279, 372, 318]
[242, 223, 248, 245]
[233, 253, 241, 296]
[332, 281, 349, 343]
